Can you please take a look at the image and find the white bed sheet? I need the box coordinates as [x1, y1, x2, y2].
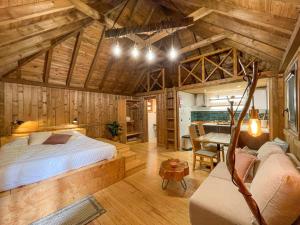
[0, 135, 116, 191]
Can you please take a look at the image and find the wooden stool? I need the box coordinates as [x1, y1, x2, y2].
[159, 159, 189, 190]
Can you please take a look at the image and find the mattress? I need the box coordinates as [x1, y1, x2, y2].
[0, 135, 116, 191]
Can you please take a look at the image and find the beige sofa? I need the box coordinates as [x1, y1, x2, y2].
[189, 142, 300, 225]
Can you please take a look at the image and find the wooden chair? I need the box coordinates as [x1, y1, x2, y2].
[196, 122, 225, 161]
[189, 125, 220, 171]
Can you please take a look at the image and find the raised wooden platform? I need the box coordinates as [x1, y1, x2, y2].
[97, 138, 146, 177]
[0, 156, 125, 225]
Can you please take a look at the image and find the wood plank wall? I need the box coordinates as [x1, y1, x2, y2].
[0, 82, 131, 137]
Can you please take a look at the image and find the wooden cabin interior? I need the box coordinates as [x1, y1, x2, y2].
[0, 0, 300, 224]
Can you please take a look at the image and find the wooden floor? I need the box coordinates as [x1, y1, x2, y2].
[88, 142, 209, 225]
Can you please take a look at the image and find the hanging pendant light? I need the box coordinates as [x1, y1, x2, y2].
[248, 105, 262, 137]
[131, 44, 139, 59]
[112, 41, 122, 57]
[168, 46, 178, 61]
[146, 47, 155, 62]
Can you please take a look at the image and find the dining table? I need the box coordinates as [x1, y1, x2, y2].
[194, 132, 231, 161]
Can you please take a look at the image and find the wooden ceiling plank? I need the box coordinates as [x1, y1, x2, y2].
[98, 58, 115, 91]
[0, 10, 87, 48]
[0, 18, 92, 68]
[0, 0, 75, 31]
[84, 26, 106, 88]
[43, 48, 53, 83]
[279, 13, 300, 72]
[67, 31, 83, 87]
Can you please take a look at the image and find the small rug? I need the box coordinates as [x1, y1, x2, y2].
[30, 196, 106, 225]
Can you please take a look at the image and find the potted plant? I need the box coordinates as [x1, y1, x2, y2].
[106, 121, 122, 141]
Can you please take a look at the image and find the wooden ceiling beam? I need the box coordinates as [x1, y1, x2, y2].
[43, 49, 53, 83]
[69, 0, 105, 22]
[179, 33, 228, 54]
[193, 21, 284, 62]
[199, 13, 289, 51]
[98, 58, 115, 91]
[67, 31, 83, 87]
[279, 13, 300, 72]
[84, 26, 106, 88]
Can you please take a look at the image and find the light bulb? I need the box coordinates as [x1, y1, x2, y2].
[131, 45, 139, 59]
[248, 119, 262, 137]
[247, 106, 262, 137]
[112, 42, 122, 57]
[146, 47, 155, 62]
[168, 46, 178, 60]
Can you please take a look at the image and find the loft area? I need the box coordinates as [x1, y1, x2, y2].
[0, 1, 300, 225]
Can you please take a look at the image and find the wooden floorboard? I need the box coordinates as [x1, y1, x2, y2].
[90, 142, 209, 225]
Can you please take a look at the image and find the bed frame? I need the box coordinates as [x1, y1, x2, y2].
[0, 126, 126, 225]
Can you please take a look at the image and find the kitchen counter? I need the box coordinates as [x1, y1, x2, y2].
[202, 122, 270, 134]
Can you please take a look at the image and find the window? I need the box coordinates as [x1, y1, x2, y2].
[286, 63, 298, 132]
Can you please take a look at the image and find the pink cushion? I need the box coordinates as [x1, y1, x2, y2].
[251, 154, 300, 225]
[43, 134, 71, 145]
[235, 149, 257, 182]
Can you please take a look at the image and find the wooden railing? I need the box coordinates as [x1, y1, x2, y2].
[135, 68, 165, 93]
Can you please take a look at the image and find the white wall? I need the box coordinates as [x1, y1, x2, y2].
[147, 99, 157, 141]
[178, 91, 195, 148]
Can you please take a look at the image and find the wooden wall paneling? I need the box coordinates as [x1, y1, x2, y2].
[1, 82, 131, 137]
[0, 82, 4, 136]
[20, 53, 45, 82]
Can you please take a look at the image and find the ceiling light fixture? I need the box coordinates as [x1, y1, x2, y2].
[112, 41, 122, 57]
[168, 46, 178, 61]
[131, 44, 139, 59]
[146, 47, 155, 62]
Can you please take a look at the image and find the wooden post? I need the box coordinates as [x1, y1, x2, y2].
[162, 68, 165, 89]
[201, 56, 205, 81]
[233, 48, 238, 77]
[178, 65, 181, 87]
[147, 72, 150, 92]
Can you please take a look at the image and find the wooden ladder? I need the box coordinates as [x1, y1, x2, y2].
[165, 87, 178, 150]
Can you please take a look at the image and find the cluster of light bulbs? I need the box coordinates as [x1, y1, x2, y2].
[112, 42, 178, 62]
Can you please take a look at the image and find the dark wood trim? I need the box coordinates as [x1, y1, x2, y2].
[85, 26, 106, 88]
[43, 48, 53, 83]
[67, 30, 83, 87]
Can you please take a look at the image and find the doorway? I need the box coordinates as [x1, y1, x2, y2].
[147, 98, 157, 143]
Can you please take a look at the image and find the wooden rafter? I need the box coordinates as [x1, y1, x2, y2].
[104, 17, 194, 38]
[84, 26, 106, 88]
[279, 13, 300, 72]
[67, 31, 83, 87]
[69, 0, 105, 22]
[43, 49, 53, 83]
[98, 58, 115, 91]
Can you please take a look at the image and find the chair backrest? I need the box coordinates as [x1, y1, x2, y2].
[189, 125, 201, 151]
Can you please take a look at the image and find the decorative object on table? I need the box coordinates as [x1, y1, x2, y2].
[226, 61, 267, 225]
[106, 121, 122, 141]
[30, 195, 106, 225]
[159, 159, 189, 190]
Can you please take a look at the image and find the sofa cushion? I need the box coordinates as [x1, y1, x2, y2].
[250, 153, 300, 225]
[189, 176, 253, 225]
[235, 150, 257, 182]
[254, 142, 284, 173]
[210, 162, 231, 181]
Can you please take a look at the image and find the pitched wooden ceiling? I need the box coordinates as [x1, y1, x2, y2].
[0, 0, 299, 95]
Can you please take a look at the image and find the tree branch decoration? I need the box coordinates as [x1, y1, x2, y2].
[226, 61, 267, 225]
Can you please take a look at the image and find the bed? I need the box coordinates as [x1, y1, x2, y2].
[0, 130, 116, 191]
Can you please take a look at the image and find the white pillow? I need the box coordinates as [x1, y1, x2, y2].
[1, 136, 29, 150]
[29, 132, 52, 145]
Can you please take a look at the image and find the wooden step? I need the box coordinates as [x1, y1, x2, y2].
[120, 150, 137, 162]
[125, 158, 146, 177]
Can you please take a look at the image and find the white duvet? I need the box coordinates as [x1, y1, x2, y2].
[0, 135, 116, 191]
